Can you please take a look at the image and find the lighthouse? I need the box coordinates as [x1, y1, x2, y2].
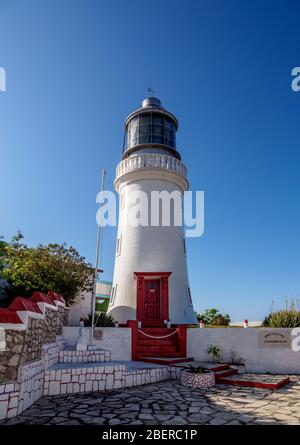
[107, 97, 197, 329]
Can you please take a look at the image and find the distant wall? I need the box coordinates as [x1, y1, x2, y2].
[63, 326, 131, 361]
[187, 328, 300, 374]
[67, 290, 92, 327]
[68, 281, 112, 326]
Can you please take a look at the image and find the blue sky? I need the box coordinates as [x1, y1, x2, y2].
[1, 0, 300, 321]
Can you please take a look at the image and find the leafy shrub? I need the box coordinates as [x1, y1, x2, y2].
[229, 351, 245, 366]
[211, 315, 230, 326]
[263, 310, 300, 328]
[83, 312, 115, 327]
[207, 344, 222, 363]
[263, 298, 300, 328]
[0, 232, 93, 306]
[196, 308, 230, 326]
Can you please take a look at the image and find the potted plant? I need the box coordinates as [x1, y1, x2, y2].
[229, 351, 245, 374]
[181, 365, 215, 388]
[207, 344, 222, 363]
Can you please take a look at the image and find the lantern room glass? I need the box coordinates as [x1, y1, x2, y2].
[126, 112, 176, 150]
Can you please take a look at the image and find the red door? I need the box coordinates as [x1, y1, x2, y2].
[143, 279, 161, 325]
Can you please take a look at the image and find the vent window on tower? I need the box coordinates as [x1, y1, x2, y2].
[116, 236, 122, 256]
[110, 285, 117, 306]
[182, 238, 186, 256]
[120, 191, 125, 209]
[186, 286, 193, 305]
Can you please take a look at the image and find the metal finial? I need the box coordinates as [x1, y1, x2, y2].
[147, 84, 154, 97]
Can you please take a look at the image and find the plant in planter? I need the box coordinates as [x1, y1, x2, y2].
[181, 365, 215, 388]
[229, 351, 245, 374]
[207, 344, 222, 363]
[83, 312, 115, 327]
[186, 365, 210, 374]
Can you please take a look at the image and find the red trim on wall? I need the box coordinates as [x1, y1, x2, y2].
[30, 291, 55, 306]
[177, 324, 187, 357]
[134, 272, 172, 277]
[128, 320, 138, 360]
[47, 291, 65, 304]
[0, 309, 23, 324]
[9, 297, 42, 314]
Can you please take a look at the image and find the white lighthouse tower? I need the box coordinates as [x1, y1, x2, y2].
[107, 97, 197, 329]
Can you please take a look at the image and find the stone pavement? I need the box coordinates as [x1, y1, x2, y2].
[1, 377, 300, 425]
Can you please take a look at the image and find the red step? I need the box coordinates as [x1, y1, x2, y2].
[138, 328, 177, 334]
[216, 375, 290, 390]
[134, 326, 191, 362]
[215, 369, 238, 379]
[137, 351, 182, 358]
[138, 357, 194, 365]
[138, 338, 177, 346]
[209, 364, 231, 372]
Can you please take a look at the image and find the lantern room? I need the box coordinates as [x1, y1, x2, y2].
[122, 97, 180, 160]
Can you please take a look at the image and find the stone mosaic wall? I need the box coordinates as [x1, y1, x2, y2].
[0, 306, 68, 384]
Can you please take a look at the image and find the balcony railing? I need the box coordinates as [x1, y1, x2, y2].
[116, 154, 187, 180]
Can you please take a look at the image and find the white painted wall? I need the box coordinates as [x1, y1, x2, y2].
[67, 290, 92, 327]
[187, 328, 300, 374]
[63, 326, 131, 361]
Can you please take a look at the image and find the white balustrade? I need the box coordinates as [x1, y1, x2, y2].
[116, 154, 187, 180]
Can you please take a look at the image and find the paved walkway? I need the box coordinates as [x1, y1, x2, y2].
[2, 377, 300, 425]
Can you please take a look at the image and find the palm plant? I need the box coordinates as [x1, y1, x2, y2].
[186, 365, 210, 374]
[207, 344, 222, 363]
[83, 312, 115, 327]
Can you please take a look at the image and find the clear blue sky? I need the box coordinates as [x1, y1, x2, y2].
[1, 0, 300, 321]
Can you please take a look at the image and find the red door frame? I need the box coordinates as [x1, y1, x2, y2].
[134, 272, 172, 326]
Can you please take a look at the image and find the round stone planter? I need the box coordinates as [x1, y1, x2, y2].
[181, 370, 215, 388]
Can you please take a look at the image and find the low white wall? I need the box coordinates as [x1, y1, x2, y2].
[62, 327, 131, 361]
[187, 328, 300, 374]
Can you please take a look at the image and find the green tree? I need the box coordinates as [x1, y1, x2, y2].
[196, 308, 231, 326]
[0, 234, 93, 306]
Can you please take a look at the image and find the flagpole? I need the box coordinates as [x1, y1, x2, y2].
[91, 168, 106, 347]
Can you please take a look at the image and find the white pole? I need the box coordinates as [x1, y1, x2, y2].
[90, 169, 106, 347]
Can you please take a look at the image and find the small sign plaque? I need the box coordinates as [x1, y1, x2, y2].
[258, 330, 291, 348]
[94, 329, 103, 340]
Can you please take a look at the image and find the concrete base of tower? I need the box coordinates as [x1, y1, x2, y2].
[107, 305, 198, 326]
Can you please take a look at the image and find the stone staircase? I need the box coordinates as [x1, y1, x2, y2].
[136, 327, 193, 364]
[137, 328, 179, 358]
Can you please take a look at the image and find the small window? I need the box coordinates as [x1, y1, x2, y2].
[187, 286, 192, 305]
[182, 238, 186, 256]
[116, 235, 122, 256]
[120, 192, 125, 209]
[110, 285, 117, 306]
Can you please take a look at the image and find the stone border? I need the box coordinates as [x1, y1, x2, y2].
[181, 370, 215, 388]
